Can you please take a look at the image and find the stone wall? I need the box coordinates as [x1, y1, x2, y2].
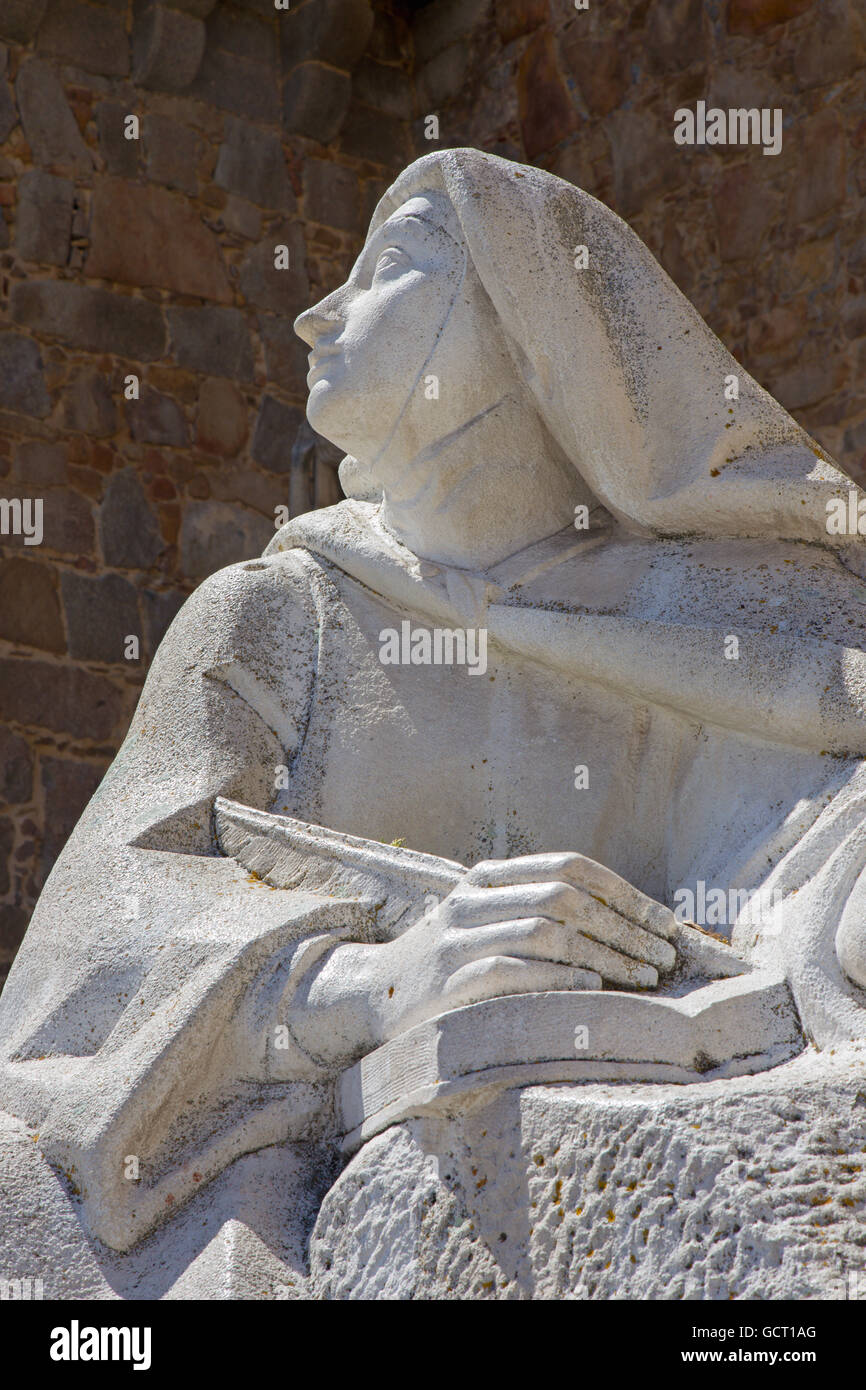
[2, 0, 865, 988]
[411, 0, 866, 474]
[0, 0, 415, 986]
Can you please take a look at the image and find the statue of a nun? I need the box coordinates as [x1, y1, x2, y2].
[2, 149, 866, 1256]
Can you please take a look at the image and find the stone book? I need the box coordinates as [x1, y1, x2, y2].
[214, 797, 803, 1150]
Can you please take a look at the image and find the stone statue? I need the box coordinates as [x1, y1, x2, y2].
[1, 149, 865, 1299]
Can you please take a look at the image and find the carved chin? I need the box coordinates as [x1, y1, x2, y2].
[305, 380, 349, 447]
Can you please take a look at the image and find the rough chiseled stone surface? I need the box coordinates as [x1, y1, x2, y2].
[0, 1053, 862, 1299]
[310, 1054, 866, 1300]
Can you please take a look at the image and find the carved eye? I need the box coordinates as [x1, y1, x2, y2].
[374, 247, 409, 276]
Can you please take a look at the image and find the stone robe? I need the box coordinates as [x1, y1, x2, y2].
[2, 494, 866, 1250]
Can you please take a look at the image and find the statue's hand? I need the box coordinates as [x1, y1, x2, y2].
[372, 851, 678, 1042]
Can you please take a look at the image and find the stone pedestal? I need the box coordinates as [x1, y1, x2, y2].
[2, 1048, 863, 1300]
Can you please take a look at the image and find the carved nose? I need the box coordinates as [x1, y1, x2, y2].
[294, 299, 343, 348]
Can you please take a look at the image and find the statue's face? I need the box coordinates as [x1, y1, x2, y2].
[294, 194, 469, 463]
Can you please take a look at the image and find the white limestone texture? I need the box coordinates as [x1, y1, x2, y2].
[1, 149, 865, 1299]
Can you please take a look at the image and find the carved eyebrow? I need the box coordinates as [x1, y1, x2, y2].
[365, 213, 462, 255]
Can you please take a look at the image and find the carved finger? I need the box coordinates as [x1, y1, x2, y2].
[463, 852, 677, 941]
[447, 915, 601, 974]
[443, 955, 601, 1011]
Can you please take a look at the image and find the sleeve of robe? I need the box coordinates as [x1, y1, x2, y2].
[0, 548, 369, 1252]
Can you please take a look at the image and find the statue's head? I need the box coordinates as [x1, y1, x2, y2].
[293, 148, 854, 555]
[294, 188, 527, 492]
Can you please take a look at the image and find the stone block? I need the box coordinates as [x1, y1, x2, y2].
[517, 31, 579, 160]
[192, 48, 280, 124]
[239, 228, 308, 314]
[0, 818, 12, 897]
[0, 558, 64, 653]
[727, 0, 816, 33]
[95, 102, 141, 178]
[280, 0, 374, 72]
[258, 314, 310, 396]
[0, 484, 93, 557]
[251, 394, 303, 473]
[0, 658, 124, 741]
[15, 60, 91, 176]
[714, 164, 779, 261]
[560, 34, 630, 118]
[842, 294, 866, 341]
[367, 9, 411, 65]
[412, 0, 489, 64]
[132, 2, 207, 91]
[340, 105, 409, 168]
[126, 385, 189, 446]
[746, 302, 807, 358]
[196, 378, 249, 455]
[87, 179, 231, 303]
[221, 195, 262, 241]
[644, 0, 705, 71]
[792, 0, 864, 85]
[282, 63, 351, 143]
[0, 905, 28, 968]
[60, 571, 140, 663]
[0, 71, 16, 143]
[208, 3, 277, 65]
[141, 587, 187, 657]
[11, 282, 166, 361]
[37, 1, 130, 79]
[58, 371, 117, 438]
[773, 355, 845, 410]
[37, 488, 95, 557]
[179, 498, 274, 579]
[416, 44, 470, 111]
[12, 442, 68, 487]
[789, 111, 847, 224]
[143, 114, 202, 196]
[494, 0, 548, 44]
[16, 170, 75, 267]
[0, 728, 33, 804]
[351, 59, 412, 120]
[302, 159, 360, 232]
[167, 306, 255, 379]
[171, 0, 218, 14]
[0, 333, 51, 419]
[0, 0, 48, 45]
[99, 467, 164, 569]
[608, 108, 683, 218]
[214, 117, 294, 209]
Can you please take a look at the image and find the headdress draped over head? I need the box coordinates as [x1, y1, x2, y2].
[343, 148, 860, 555]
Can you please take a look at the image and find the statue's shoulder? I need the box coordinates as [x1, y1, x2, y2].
[181, 545, 321, 626]
[149, 547, 323, 688]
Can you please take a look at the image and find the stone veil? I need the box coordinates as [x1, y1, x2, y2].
[0, 149, 865, 1296]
